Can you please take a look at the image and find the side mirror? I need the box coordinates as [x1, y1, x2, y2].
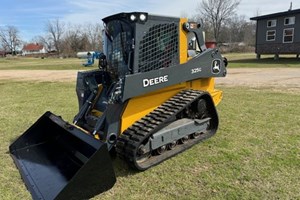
[223, 57, 228, 67]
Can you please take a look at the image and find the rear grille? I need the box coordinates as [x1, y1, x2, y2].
[138, 23, 179, 72]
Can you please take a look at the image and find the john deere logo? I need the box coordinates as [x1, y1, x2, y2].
[212, 59, 221, 74]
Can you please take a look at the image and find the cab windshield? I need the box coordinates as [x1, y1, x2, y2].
[103, 20, 133, 78]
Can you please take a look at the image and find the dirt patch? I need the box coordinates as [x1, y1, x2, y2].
[216, 68, 300, 91]
[0, 70, 78, 82]
[1, 68, 300, 91]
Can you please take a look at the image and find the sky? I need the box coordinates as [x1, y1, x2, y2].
[0, 0, 299, 41]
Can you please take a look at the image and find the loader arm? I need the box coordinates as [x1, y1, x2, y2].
[122, 48, 226, 101]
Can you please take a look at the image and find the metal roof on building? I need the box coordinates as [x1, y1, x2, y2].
[23, 43, 44, 51]
[250, 8, 300, 20]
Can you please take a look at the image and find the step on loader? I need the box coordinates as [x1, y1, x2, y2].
[9, 12, 227, 199]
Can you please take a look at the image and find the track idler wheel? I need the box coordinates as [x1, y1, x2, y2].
[179, 136, 189, 144]
[167, 140, 177, 150]
[190, 132, 202, 139]
[136, 145, 151, 163]
[155, 145, 167, 155]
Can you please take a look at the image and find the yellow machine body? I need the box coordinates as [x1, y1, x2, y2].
[121, 18, 222, 133]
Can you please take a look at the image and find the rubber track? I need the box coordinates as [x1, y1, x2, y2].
[116, 89, 213, 170]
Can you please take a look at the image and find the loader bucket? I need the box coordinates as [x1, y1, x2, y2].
[9, 111, 116, 200]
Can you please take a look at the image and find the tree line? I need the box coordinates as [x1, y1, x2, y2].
[194, 0, 256, 51]
[0, 19, 102, 57]
[36, 19, 103, 57]
[0, 0, 255, 56]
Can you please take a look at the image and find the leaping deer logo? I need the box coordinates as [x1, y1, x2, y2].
[212, 60, 221, 74]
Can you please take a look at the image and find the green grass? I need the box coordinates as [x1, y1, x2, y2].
[0, 57, 97, 70]
[1, 53, 299, 70]
[0, 53, 300, 70]
[0, 81, 77, 200]
[1, 80, 299, 199]
[223, 53, 300, 68]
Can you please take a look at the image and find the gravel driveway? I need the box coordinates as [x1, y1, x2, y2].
[1, 68, 300, 91]
[0, 70, 78, 82]
[216, 68, 300, 91]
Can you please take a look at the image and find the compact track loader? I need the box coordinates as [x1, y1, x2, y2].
[9, 12, 227, 200]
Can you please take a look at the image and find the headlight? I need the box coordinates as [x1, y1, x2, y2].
[130, 14, 136, 21]
[139, 14, 147, 21]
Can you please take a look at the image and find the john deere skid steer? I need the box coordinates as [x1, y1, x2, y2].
[9, 12, 227, 199]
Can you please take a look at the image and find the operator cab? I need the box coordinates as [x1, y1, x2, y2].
[101, 12, 180, 79]
[102, 12, 149, 79]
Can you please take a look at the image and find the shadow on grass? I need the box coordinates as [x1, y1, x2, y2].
[229, 57, 300, 67]
[109, 148, 138, 177]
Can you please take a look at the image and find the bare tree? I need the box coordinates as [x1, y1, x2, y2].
[62, 24, 89, 56]
[46, 19, 65, 55]
[85, 23, 102, 51]
[61, 23, 103, 56]
[242, 21, 256, 46]
[39, 20, 102, 57]
[197, 0, 241, 43]
[0, 26, 22, 54]
[221, 15, 256, 45]
[225, 14, 246, 43]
